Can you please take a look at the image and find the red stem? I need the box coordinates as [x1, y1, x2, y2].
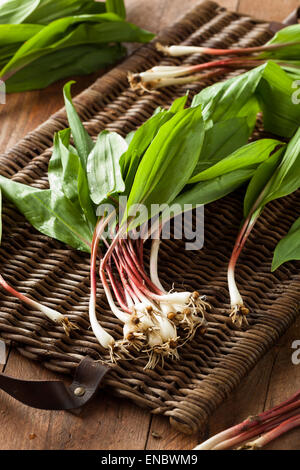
[250, 414, 300, 448]
[200, 41, 300, 56]
[185, 57, 263, 76]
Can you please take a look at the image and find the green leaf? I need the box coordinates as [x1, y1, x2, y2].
[5, 43, 125, 93]
[0, 175, 93, 252]
[189, 138, 282, 183]
[63, 80, 94, 170]
[48, 128, 72, 194]
[0, 0, 40, 24]
[161, 167, 256, 222]
[0, 13, 154, 81]
[106, 0, 126, 19]
[124, 106, 205, 227]
[243, 127, 300, 226]
[191, 117, 251, 176]
[169, 94, 188, 113]
[0, 23, 43, 45]
[121, 110, 174, 192]
[0, 0, 106, 25]
[256, 61, 300, 138]
[259, 25, 300, 61]
[243, 146, 285, 218]
[87, 130, 127, 205]
[260, 128, 300, 206]
[49, 128, 96, 229]
[191, 65, 264, 128]
[77, 162, 97, 230]
[272, 216, 300, 271]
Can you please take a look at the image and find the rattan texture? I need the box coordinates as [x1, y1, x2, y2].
[0, 0, 299, 434]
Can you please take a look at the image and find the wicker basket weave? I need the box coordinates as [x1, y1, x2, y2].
[0, 0, 299, 434]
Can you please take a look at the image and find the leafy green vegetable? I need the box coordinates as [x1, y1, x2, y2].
[259, 25, 300, 61]
[189, 139, 283, 183]
[0, 175, 93, 252]
[169, 94, 188, 113]
[0, 0, 106, 25]
[121, 109, 174, 192]
[0, 13, 154, 81]
[5, 44, 125, 93]
[124, 106, 205, 226]
[253, 128, 300, 213]
[106, 0, 126, 19]
[191, 117, 251, 176]
[191, 65, 264, 128]
[0, 1, 154, 91]
[272, 216, 300, 271]
[87, 130, 127, 205]
[48, 127, 96, 230]
[164, 167, 257, 221]
[243, 147, 285, 218]
[63, 81, 94, 170]
[255, 61, 300, 138]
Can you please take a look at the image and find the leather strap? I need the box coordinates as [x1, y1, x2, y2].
[0, 356, 109, 411]
[269, 7, 300, 33]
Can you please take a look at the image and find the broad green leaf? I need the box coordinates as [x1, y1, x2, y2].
[0, 24, 43, 45]
[121, 110, 174, 192]
[87, 130, 127, 205]
[0, 0, 106, 25]
[243, 128, 300, 225]
[259, 25, 300, 61]
[191, 117, 251, 176]
[48, 128, 96, 229]
[260, 128, 300, 206]
[0, 175, 92, 252]
[272, 216, 300, 271]
[48, 128, 72, 194]
[256, 61, 300, 138]
[169, 94, 188, 113]
[191, 64, 264, 127]
[161, 167, 256, 223]
[0, 0, 40, 24]
[124, 106, 205, 227]
[189, 139, 282, 183]
[0, 13, 154, 80]
[106, 0, 126, 19]
[77, 162, 97, 230]
[63, 81, 94, 170]
[5, 43, 125, 92]
[243, 147, 285, 217]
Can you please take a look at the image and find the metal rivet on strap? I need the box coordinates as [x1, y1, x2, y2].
[74, 386, 86, 397]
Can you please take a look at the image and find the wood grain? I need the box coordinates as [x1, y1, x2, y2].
[238, 0, 300, 22]
[0, 0, 299, 451]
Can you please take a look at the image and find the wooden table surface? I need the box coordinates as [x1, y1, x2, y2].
[0, 0, 299, 451]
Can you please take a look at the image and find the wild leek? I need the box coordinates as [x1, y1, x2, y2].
[227, 129, 300, 326]
[130, 25, 300, 91]
[194, 389, 300, 450]
[0, 0, 154, 92]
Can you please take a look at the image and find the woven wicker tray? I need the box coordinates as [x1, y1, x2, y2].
[0, 0, 299, 434]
